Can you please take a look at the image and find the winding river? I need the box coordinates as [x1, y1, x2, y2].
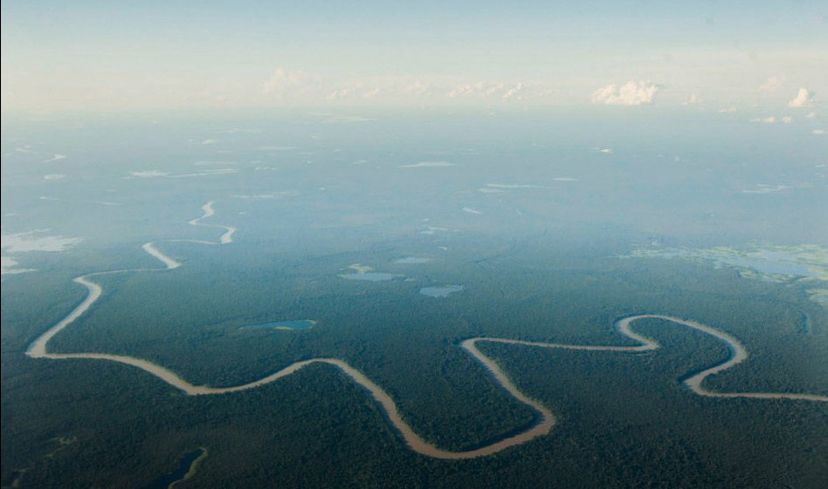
[25, 202, 828, 460]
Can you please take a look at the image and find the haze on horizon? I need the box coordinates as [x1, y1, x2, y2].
[1, 0, 827, 113]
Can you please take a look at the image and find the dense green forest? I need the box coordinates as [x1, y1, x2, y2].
[3, 233, 827, 489]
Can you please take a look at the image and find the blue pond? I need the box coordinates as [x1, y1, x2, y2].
[420, 285, 465, 298]
[242, 320, 317, 331]
[339, 272, 402, 282]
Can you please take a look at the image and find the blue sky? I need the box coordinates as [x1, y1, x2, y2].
[2, 0, 826, 111]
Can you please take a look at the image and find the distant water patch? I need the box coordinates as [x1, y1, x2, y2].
[142, 448, 207, 489]
[400, 161, 454, 168]
[340, 272, 402, 282]
[629, 245, 827, 280]
[242, 320, 317, 331]
[741, 184, 790, 194]
[339, 263, 403, 282]
[394, 256, 432, 264]
[420, 285, 464, 298]
[1, 231, 82, 253]
[628, 244, 828, 308]
[1, 256, 35, 275]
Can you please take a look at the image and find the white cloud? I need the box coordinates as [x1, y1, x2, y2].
[326, 85, 364, 100]
[591, 80, 659, 106]
[788, 88, 815, 108]
[758, 76, 785, 92]
[805, 112, 816, 119]
[682, 93, 700, 105]
[718, 106, 737, 113]
[262, 68, 314, 95]
[501, 82, 526, 100]
[462, 207, 482, 215]
[752, 115, 794, 125]
[43, 174, 66, 180]
[402, 80, 433, 96]
[447, 81, 528, 100]
[813, 129, 825, 135]
[448, 82, 494, 98]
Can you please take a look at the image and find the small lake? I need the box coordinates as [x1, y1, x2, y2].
[141, 447, 206, 489]
[394, 257, 432, 264]
[634, 247, 824, 279]
[339, 272, 402, 282]
[242, 319, 317, 331]
[420, 285, 465, 298]
[715, 251, 816, 278]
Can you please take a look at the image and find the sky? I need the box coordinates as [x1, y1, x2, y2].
[1, 0, 827, 112]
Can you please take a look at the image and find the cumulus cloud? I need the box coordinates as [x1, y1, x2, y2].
[682, 93, 700, 105]
[591, 80, 659, 106]
[326, 84, 367, 101]
[788, 88, 815, 108]
[753, 115, 793, 124]
[751, 116, 777, 124]
[502, 82, 527, 100]
[447, 81, 529, 100]
[320, 76, 535, 103]
[262, 68, 314, 95]
[402, 80, 432, 96]
[759, 76, 785, 92]
[253, 70, 565, 105]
